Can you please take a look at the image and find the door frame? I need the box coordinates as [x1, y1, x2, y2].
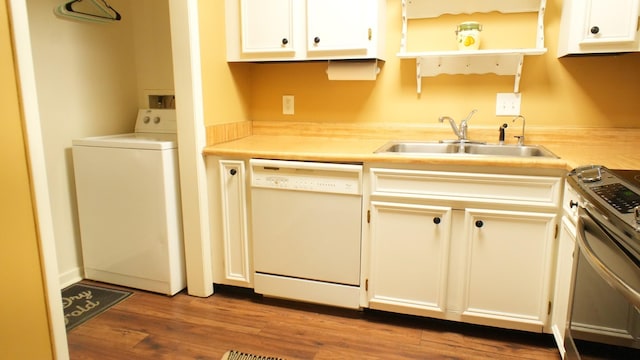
[9, 0, 210, 358]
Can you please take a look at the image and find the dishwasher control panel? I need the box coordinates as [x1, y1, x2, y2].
[250, 159, 362, 195]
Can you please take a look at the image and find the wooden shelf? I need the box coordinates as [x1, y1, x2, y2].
[398, 48, 547, 93]
[399, 0, 547, 94]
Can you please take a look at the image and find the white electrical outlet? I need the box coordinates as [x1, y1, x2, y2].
[496, 93, 521, 116]
[283, 95, 294, 115]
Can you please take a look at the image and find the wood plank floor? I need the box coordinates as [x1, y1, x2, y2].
[67, 282, 561, 360]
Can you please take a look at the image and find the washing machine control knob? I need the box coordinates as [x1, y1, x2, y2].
[143, 116, 151, 124]
[153, 116, 161, 124]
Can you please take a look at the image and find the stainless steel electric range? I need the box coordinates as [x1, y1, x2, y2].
[565, 165, 640, 359]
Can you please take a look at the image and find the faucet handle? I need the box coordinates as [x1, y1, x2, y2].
[463, 109, 478, 122]
[514, 135, 524, 146]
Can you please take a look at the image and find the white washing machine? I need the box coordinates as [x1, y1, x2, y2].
[72, 109, 186, 295]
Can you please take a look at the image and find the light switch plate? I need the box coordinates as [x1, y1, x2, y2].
[496, 93, 521, 116]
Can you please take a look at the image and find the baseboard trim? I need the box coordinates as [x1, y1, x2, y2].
[58, 267, 83, 289]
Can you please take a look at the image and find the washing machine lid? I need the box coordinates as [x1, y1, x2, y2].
[72, 133, 177, 150]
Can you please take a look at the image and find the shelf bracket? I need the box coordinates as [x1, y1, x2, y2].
[513, 54, 524, 93]
[416, 58, 423, 94]
[400, 0, 408, 53]
[536, 0, 547, 49]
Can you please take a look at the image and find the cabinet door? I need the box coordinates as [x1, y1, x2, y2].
[460, 208, 556, 332]
[240, 0, 295, 55]
[550, 217, 577, 357]
[217, 160, 252, 285]
[306, 0, 369, 55]
[367, 201, 451, 318]
[581, 0, 640, 45]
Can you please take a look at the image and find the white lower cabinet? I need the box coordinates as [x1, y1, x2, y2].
[550, 182, 579, 357]
[363, 165, 563, 332]
[550, 218, 576, 358]
[367, 201, 452, 317]
[205, 157, 566, 334]
[459, 208, 557, 332]
[207, 157, 253, 287]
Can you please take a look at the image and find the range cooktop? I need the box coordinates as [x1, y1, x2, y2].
[611, 169, 640, 188]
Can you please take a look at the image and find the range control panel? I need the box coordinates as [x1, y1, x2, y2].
[568, 165, 640, 230]
[250, 159, 362, 195]
[592, 183, 640, 214]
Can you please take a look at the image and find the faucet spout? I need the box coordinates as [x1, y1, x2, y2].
[438, 116, 462, 140]
[512, 115, 526, 146]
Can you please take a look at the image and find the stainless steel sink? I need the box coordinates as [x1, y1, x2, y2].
[375, 141, 558, 158]
[379, 142, 462, 154]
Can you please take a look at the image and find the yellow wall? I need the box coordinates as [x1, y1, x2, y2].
[0, 0, 54, 358]
[204, 0, 640, 129]
[198, 0, 251, 125]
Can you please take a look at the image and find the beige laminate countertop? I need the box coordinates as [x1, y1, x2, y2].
[203, 124, 640, 171]
[204, 135, 638, 171]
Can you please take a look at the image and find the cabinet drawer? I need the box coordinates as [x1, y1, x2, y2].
[370, 168, 562, 206]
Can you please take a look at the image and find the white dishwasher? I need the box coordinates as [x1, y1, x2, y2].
[250, 159, 363, 309]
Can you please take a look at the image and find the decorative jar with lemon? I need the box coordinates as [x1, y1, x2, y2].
[456, 22, 482, 50]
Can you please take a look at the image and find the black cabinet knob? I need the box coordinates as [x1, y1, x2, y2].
[281, 38, 288, 45]
[475, 220, 484, 228]
[433, 217, 441, 225]
[590, 26, 600, 34]
[569, 200, 578, 208]
[314, 36, 320, 44]
[229, 169, 237, 176]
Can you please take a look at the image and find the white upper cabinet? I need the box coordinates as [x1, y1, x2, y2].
[239, 0, 295, 56]
[226, 0, 386, 62]
[558, 0, 640, 56]
[306, 0, 369, 55]
[397, 0, 547, 94]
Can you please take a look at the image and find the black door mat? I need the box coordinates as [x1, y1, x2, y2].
[62, 282, 132, 331]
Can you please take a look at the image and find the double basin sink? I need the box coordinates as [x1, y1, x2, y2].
[375, 141, 557, 158]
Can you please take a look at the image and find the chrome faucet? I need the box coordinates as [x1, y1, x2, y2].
[438, 109, 477, 142]
[512, 115, 526, 146]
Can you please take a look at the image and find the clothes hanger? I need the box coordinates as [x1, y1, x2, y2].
[54, 0, 122, 23]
